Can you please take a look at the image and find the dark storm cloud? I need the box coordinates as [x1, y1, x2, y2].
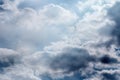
[49, 47, 119, 73]
[99, 55, 118, 64]
[45, 45, 120, 80]
[102, 73, 118, 80]
[50, 48, 95, 73]
[0, 57, 15, 72]
[108, 2, 120, 46]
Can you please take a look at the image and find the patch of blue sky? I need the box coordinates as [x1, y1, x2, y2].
[17, 0, 97, 22]
[18, 0, 80, 9]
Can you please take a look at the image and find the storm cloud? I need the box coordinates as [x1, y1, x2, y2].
[99, 55, 118, 64]
[50, 48, 95, 73]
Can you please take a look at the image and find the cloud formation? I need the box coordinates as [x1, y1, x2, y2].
[0, 0, 78, 51]
[0, 0, 120, 80]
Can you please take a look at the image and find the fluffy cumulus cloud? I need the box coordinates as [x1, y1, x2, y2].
[0, 0, 78, 51]
[0, 0, 120, 80]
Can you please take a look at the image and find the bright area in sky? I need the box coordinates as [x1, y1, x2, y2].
[0, 0, 79, 51]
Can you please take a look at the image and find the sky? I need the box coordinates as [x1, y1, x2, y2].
[0, 0, 120, 80]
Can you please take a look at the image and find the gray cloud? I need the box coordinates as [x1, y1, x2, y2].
[102, 72, 120, 80]
[0, 57, 15, 72]
[99, 55, 118, 64]
[0, 48, 19, 73]
[108, 2, 120, 46]
[0, 0, 4, 5]
[50, 48, 95, 73]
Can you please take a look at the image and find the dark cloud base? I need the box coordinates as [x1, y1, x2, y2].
[50, 48, 95, 73]
[0, 57, 14, 72]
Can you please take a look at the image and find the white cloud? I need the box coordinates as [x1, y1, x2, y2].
[0, 48, 18, 57]
[0, 2, 78, 51]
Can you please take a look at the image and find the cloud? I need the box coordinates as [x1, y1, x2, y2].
[102, 73, 117, 80]
[0, 0, 120, 80]
[99, 55, 118, 64]
[107, 2, 120, 46]
[0, 48, 19, 72]
[0, 0, 78, 51]
[49, 47, 95, 73]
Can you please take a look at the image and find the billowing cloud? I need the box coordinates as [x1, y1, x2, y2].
[0, 0, 78, 51]
[0, 0, 120, 80]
